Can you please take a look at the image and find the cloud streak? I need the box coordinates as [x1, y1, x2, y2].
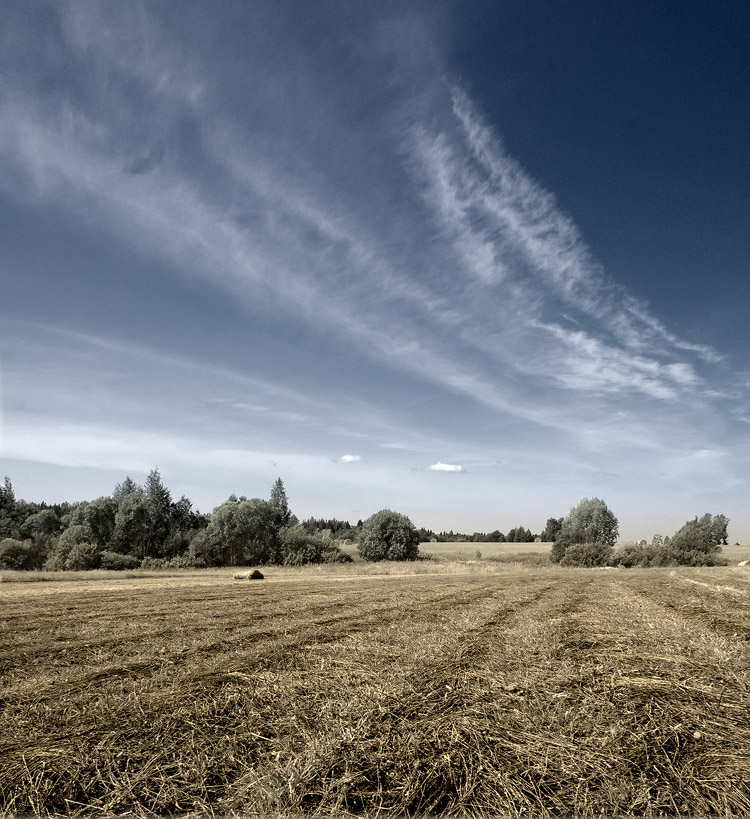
[411, 90, 723, 406]
[1, 2, 748, 537]
[0, 7, 723, 428]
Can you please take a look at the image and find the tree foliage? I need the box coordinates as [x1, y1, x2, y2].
[203, 497, 279, 566]
[144, 468, 173, 554]
[551, 498, 618, 566]
[68, 497, 117, 549]
[505, 526, 535, 543]
[270, 477, 292, 528]
[16, 472, 725, 574]
[0, 538, 36, 570]
[278, 526, 352, 566]
[541, 517, 563, 542]
[64, 541, 101, 571]
[611, 513, 729, 567]
[359, 510, 420, 561]
[113, 489, 151, 559]
[0, 477, 18, 538]
[669, 514, 726, 559]
[20, 509, 62, 544]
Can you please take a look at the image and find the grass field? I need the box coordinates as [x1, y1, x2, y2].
[1, 558, 749, 817]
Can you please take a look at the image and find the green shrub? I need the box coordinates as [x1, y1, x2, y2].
[666, 514, 727, 565]
[44, 540, 72, 571]
[44, 524, 97, 571]
[64, 542, 101, 571]
[0, 538, 35, 571]
[100, 550, 142, 570]
[559, 541, 613, 567]
[612, 542, 655, 568]
[359, 510, 420, 561]
[612, 516, 730, 568]
[279, 526, 352, 565]
[138, 553, 200, 569]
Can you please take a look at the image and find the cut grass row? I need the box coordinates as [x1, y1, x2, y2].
[0, 565, 748, 816]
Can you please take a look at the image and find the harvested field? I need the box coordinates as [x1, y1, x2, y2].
[1, 564, 748, 817]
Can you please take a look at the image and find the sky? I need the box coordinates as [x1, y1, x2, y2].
[1, 0, 749, 541]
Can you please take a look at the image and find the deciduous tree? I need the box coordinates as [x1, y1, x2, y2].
[359, 510, 420, 561]
[551, 498, 618, 566]
[206, 497, 279, 565]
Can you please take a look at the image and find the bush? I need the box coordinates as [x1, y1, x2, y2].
[612, 542, 656, 568]
[359, 510, 420, 562]
[559, 541, 613, 567]
[44, 540, 72, 571]
[64, 542, 101, 571]
[100, 550, 142, 570]
[139, 553, 200, 569]
[0, 538, 36, 571]
[666, 514, 727, 565]
[612, 516, 730, 568]
[279, 526, 352, 565]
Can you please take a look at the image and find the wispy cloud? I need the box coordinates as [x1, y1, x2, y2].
[1, 3, 747, 537]
[0, 6, 723, 427]
[410, 88, 724, 406]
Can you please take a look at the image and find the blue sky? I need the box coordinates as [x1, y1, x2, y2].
[1, 1, 749, 541]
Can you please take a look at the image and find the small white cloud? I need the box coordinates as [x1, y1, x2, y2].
[334, 454, 362, 464]
[428, 462, 465, 473]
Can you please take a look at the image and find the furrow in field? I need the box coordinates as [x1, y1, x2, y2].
[0, 576, 510, 732]
[215, 577, 579, 817]
[622, 570, 750, 642]
[256, 573, 750, 818]
[2, 570, 748, 818]
[0, 575, 505, 700]
[1, 574, 552, 816]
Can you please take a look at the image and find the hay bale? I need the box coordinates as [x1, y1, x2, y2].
[233, 569, 265, 580]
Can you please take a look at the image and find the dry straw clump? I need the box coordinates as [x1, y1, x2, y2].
[0, 564, 748, 816]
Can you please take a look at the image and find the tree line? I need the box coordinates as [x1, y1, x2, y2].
[424, 527, 539, 543]
[0, 472, 356, 571]
[0, 476, 731, 571]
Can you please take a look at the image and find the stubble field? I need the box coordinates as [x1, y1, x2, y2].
[1, 559, 748, 817]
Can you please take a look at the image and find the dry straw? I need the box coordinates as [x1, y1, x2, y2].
[0, 564, 748, 816]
